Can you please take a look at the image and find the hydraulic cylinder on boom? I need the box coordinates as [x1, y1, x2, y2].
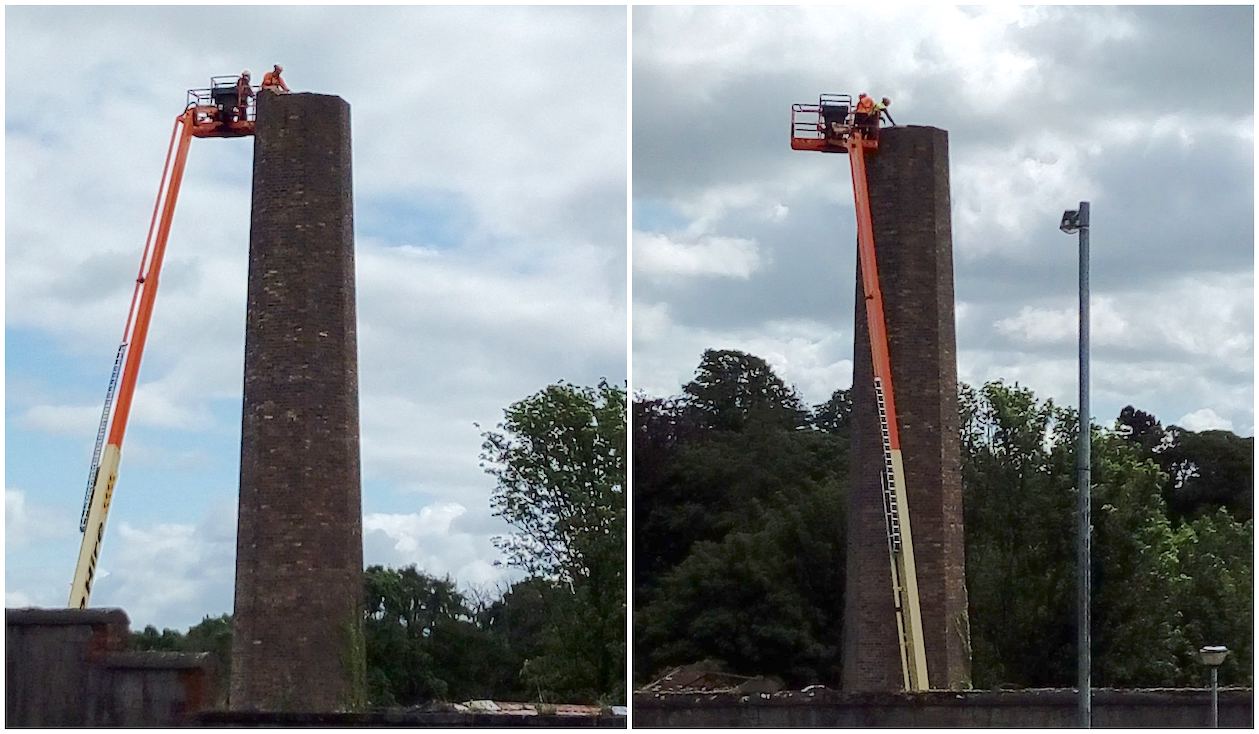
[789, 93, 929, 691]
[69, 77, 257, 609]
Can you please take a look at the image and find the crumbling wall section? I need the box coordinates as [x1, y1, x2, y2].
[5, 607, 216, 726]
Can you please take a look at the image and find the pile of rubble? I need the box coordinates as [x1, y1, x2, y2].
[641, 661, 787, 695]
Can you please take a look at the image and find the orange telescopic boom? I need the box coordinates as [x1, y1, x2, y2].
[790, 94, 929, 691]
[70, 80, 257, 608]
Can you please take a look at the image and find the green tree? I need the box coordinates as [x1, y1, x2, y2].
[481, 379, 627, 702]
[1116, 405, 1254, 520]
[636, 481, 845, 686]
[684, 349, 807, 431]
[184, 614, 233, 703]
[1160, 427, 1254, 521]
[960, 381, 1076, 687]
[632, 396, 701, 595]
[633, 352, 846, 686]
[635, 352, 819, 602]
[1090, 435, 1186, 686]
[131, 624, 186, 651]
[636, 353, 1253, 691]
[963, 382, 1235, 688]
[362, 564, 509, 705]
[1116, 405, 1165, 453]
[811, 387, 853, 437]
[1173, 508, 1254, 685]
[477, 577, 568, 699]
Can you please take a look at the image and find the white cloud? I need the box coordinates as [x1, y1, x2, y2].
[632, 301, 673, 346]
[90, 500, 237, 629]
[20, 404, 102, 437]
[5, 488, 70, 548]
[989, 274, 1252, 372]
[6, 591, 38, 608]
[632, 311, 853, 405]
[354, 240, 625, 503]
[1176, 408, 1234, 433]
[365, 503, 467, 550]
[994, 297, 1128, 346]
[633, 231, 763, 279]
[364, 504, 516, 589]
[951, 133, 1098, 260]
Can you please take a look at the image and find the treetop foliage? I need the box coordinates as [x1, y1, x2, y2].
[634, 351, 1253, 690]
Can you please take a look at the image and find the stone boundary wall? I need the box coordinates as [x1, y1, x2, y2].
[6, 607, 217, 726]
[633, 688, 1254, 728]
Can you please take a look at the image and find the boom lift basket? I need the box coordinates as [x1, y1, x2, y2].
[791, 93, 879, 153]
[185, 76, 257, 138]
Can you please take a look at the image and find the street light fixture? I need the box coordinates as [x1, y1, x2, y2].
[1198, 645, 1230, 727]
[1060, 201, 1091, 728]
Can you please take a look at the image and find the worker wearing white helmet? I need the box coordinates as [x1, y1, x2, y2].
[234, 69, 255, 123]
[261, 64, 290, 94]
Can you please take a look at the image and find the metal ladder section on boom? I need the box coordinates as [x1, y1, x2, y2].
[846, 130, 930, 692]
[69, 89, 256, 609]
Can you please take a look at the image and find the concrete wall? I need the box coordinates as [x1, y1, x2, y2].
[6, 607, 216, 726]
[633, 688, 1254, 728]
[845, 125, 970, 691]
[231, 91, 365, 712]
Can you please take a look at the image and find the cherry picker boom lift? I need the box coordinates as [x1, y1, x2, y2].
[69, 77, 257, 609]
[790, 93, 929, 691]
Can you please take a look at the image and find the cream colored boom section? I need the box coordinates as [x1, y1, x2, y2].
[875, 379, 929, 690]
[69, 445, 121, 608]
[889, 448, 929, 689]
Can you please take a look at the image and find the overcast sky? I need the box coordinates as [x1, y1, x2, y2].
[633, 5, 1253, 438]
[6, 6, 626, 629]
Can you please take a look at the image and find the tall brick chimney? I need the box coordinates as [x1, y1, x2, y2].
[230, 92, 365, 711]
[842, 125, 971, 691]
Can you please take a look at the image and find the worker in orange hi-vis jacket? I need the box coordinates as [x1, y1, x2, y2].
[853, 92, 875, 136]
[261, 64, 290, 93]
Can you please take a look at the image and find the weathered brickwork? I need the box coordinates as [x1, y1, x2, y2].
[231, 92, 365, 712]
[843, 126, 971, 691]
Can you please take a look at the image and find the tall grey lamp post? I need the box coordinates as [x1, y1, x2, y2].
[1199, 645, 1230, 727]
[1060, 202, 1090, 728]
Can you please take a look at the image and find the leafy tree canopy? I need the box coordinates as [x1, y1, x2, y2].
[634, 352, 1253, 690]
[481, 379, 627, 701]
